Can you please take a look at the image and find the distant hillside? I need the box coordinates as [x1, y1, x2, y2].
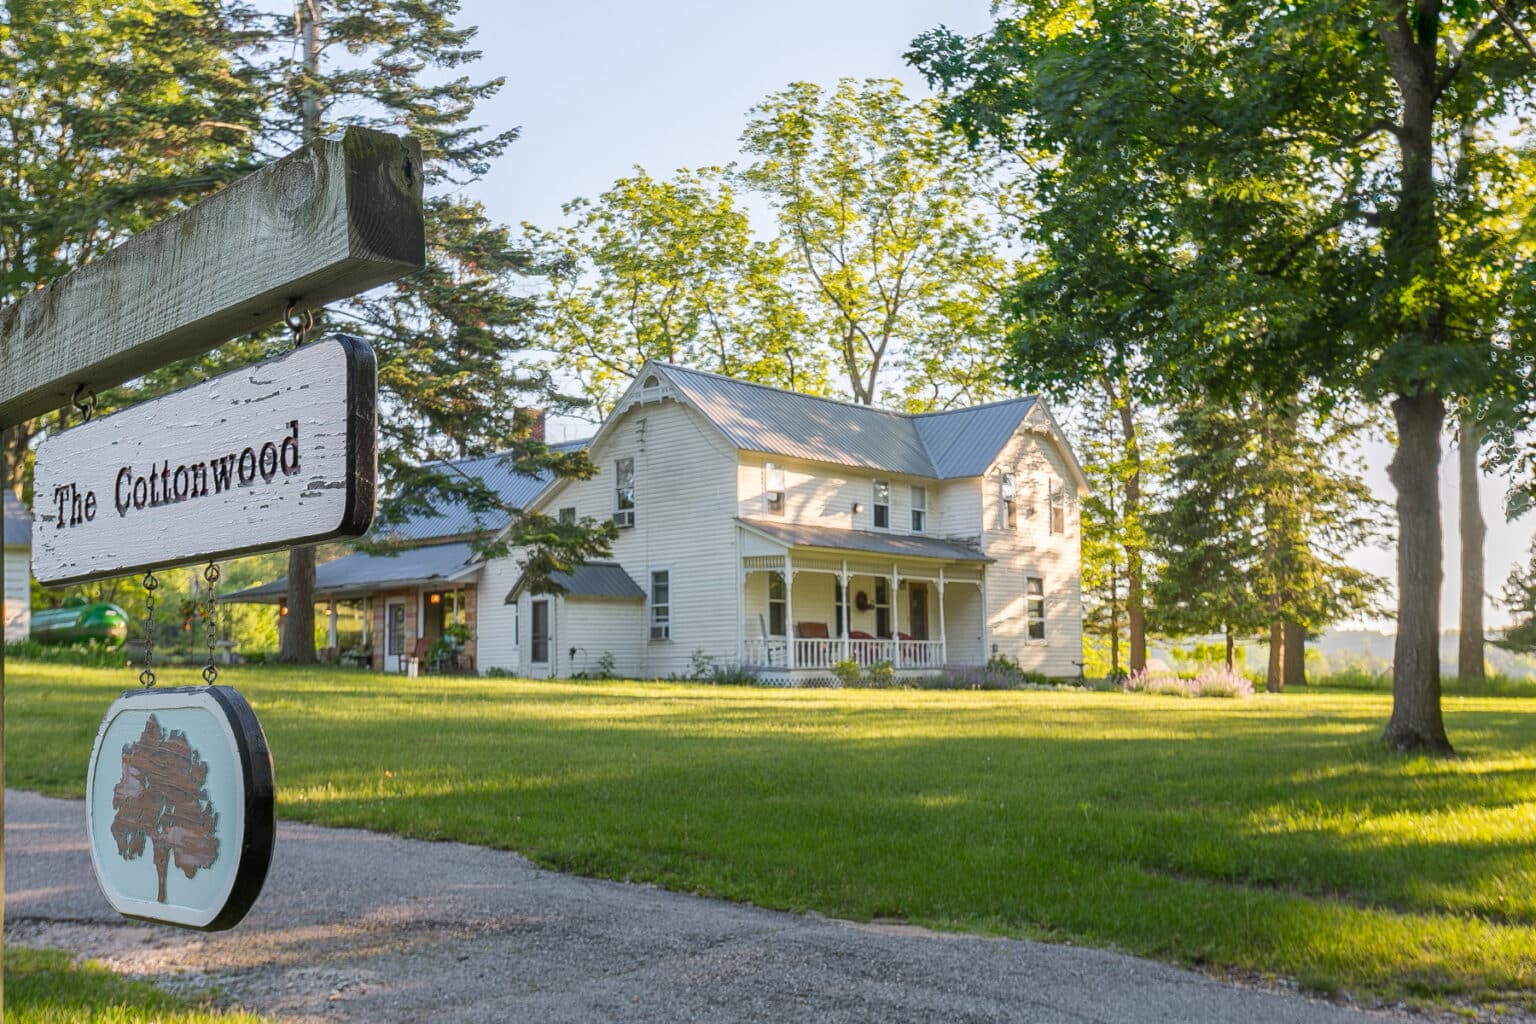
[1315, 630, 1536, 679]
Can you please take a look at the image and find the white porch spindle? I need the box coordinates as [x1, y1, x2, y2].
[840, 560, 850, 663]
[890, 563, 900, 668]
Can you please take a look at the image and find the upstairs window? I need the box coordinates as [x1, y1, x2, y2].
[650, 569, 671, 640]
[558, 506, 576, 526]
[764, 462, 785, 517]
[1026, 577, 1046, 639]
[910, 485, 927, 533]
[768, 572, 787, 636]
[1049, 480, 1067, 535]
[1002, 472, 1017, 529]
[873, 480, 891, 529]
[614, 457, 635, 527]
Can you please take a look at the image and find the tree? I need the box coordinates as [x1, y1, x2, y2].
[740, 78, 1012, 410]
[913, 1, 1536, 752]
[111, 715, 220, 904]
[1494, 539, 1536, 654]
[229, 0, 608, 659]
[0, 0, 259, 494]
[1458, 414, 1487, 681]
[527, 167, 823, 414]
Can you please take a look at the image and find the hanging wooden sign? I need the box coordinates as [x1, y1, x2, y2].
[31, 334, 376, 586]
[85, 685, 275, 931]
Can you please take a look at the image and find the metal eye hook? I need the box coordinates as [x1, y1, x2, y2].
[71, 383, 97, 423]
[284, 300, 315, 348]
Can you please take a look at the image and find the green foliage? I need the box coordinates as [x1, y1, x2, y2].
[4, 639, 126, 668]
[1495, 541, 1536, 655]
[831, 659, 862, 687]
[12, 662, 1536, 1007]
[7, 945, 268, 1023]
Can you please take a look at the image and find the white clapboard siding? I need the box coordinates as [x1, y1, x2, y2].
[474, 552, 525, 674]
[3, 545, 29, 642]
[544, 398, 740, 679]
[31, 336, 374, 586]
[980, 408, 1085, 678]
[561, 600, 647, 679]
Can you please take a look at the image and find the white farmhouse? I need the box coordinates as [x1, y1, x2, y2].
[231, 362, 1088, 683]
[4, 490, 32, 643]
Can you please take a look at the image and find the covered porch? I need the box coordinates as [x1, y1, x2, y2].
[735, 518, 990, 683]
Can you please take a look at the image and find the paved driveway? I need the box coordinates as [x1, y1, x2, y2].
[6, 789, 1414, 1023]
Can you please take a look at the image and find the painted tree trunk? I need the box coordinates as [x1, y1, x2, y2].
[1266, 621, 1285, 692]
[1458, 417, 1485, 683]
[1384, 391, 1451, 753]
[1283, 620, 1306, 688]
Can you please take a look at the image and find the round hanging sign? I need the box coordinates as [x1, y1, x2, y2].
[85, 685, 275, 931]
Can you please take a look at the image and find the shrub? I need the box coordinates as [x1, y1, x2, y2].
[1192, 666, 1255, 698]
[831, 660, 862, 688]
[1144, 674, 1194, 697]
[594, 651, 618, 680]
[4, 640, 126, 668]
[864, 660, 896, 689]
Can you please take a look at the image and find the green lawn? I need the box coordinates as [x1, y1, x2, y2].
[6, 947, 267, 1023]
[8, 662, 1536, 1009]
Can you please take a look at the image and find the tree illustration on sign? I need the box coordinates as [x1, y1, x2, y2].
[111, 715, 220, 903]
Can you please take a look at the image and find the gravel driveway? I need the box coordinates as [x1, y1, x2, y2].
[6, 788, 1418, 1023]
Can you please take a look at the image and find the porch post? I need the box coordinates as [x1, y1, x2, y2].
[938, 568, 947, 667]
[327, 599, 338, 649]
[735, 528, 745, 667]
[785, 553, 795, 670]
[890, 562, 900, 668]
[840, 559, 850, 663]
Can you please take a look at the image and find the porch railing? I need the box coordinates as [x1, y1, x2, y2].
[743, 636, 946, 671]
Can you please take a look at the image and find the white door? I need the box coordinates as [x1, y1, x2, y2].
[528, 598, 553, 678]
[384, 599, 407, 672]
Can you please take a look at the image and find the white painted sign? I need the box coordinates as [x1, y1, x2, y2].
[32, 335, 376, 585]
[86, 685, 275, 930]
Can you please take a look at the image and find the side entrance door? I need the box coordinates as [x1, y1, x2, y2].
[529, 598, 553, 678]
[384, 598, 407, 672]
[907, 582, 929, 641]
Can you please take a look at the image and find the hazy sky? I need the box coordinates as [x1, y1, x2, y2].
[420, 2, 1530, 630]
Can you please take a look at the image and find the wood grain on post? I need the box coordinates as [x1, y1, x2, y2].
[0, 127, 424, 428]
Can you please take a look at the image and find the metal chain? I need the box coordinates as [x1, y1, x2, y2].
[202, 561, 222, 685]
[139, 571, 159, 688]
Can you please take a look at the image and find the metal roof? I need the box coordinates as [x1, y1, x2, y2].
[653, 364, 1035, 479]
[3, 491, 29, 548]
[383, 439, 589, 544]
[507, 562, 645, 602]
[224, 542, 476, 603]
[737, 517, 991, 563]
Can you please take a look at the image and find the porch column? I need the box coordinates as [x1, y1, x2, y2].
[938, 568, 947, 666]
[785, 553, 795, 670]
[890, 562, 900, 668]
[839, 560, 850, 663]
[327, 599, 338, 649]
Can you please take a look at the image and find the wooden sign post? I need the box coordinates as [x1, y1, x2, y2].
[0, 126, 425, 989]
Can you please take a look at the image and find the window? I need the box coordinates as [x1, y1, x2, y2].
[873, 479, 890, 529]
[650, 569, 671, 640]
[1049, 480, 1067, 535]
[874, 579, 891, 638]
[833, 579, 846, 637]
[768, 572, 787, 637]
[558, 506, 576, 526]
[764, 462, 785, 517]
[910, 485, 927, 533]
[1026, 577, 1046, 640]
[1002, 472, 1017, 529]
[614, 457, 635, 527]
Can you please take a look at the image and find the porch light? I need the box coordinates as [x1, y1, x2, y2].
[429, 593, 441, 604]
[852, 502, 863, 513]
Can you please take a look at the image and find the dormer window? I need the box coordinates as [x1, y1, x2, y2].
[873, 480, 890, 530]
[764, 462, 785, 517]
[1002, 472, 1017, 529]
[910, 485, 927, 533]
[614, 457, 636, 528]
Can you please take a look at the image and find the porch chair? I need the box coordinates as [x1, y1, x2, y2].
[402, 636, 432, 676]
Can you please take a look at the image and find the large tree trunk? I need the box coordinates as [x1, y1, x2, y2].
[1115, 393, 1147, 672]
[3, 423, 30, 496]
[1266, 621, 1285, 692]
[1384, 391, 1451, 753]
[277, 545, 318, 663]
[1283, 620, 1306, 688]
[1457, 417, 1485, 683]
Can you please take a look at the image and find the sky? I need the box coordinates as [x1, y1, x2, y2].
[415, 1, 1532, 631]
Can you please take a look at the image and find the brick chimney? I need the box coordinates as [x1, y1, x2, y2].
[518, 407, 546, 442]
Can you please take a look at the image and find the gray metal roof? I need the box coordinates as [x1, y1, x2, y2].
[383, 440, 590, 543]
[737, 517, 991, 563]
[654, 364, 1034, 479]
[224, 542, 476, 603]
[3, 490, 29, 548]
[507, 562, 645, 602]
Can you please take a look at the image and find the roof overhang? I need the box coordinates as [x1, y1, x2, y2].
[736, 517, 992, 564]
